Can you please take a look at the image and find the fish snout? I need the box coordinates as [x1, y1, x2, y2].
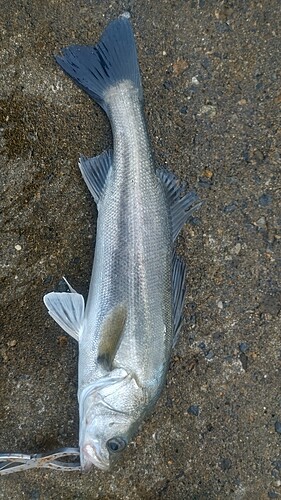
[81, 442, 110, 472]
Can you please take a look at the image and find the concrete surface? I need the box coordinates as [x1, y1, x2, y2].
[0, 1, 280, 498]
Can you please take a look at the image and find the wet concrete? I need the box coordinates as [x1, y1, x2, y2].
[0, 1, 280, 498]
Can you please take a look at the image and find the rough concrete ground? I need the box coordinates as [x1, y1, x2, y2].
[0, 1, 280, 498]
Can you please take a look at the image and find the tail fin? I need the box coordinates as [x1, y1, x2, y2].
[55, 12, 142, 111]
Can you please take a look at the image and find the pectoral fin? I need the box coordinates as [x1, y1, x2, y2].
[97, 304, 127, 370]
[43, 287, 85, 341]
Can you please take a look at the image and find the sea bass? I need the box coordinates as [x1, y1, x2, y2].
[44, 13, 199, 471]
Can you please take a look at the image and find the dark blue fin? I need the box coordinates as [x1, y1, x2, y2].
[79, 150, 113, 204]
[172, 253, 187, 347]
[157, 168, 201, 241]
[55, 13, 142, 112]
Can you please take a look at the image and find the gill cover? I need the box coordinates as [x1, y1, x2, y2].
[79, 368, 145, 471]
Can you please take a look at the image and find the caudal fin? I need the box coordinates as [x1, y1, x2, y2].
[55, 12, 142, 111]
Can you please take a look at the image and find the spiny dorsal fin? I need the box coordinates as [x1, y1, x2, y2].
[97, 304, 127, 371]
[79, 149, 113, 205]
[157, 168, 201, 241]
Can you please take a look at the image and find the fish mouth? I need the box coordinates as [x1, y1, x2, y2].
[81, 443, 110, 472]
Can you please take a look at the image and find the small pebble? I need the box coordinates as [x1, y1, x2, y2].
[219, 458, 232, 471]
[268, 492, 278, 499]
[215, 22, 231, 33]
[15, 244, 22, 251]
[175, 470, 185, 479]
[188, 333, 195, 345]
[217, 300, 223, 309]
[7, 340, 17, 347]
[188, 84, 199, 94]
[187, 405, 200, 416]
[30, 491, 40, 500]
[201, 56, 210, 69]
[256, 216, 267, 228]
[223, 202, 237, 214]
[253, 149, 265, 163]
[189, 314, 196, 328]
[197, 104, 217, 117]
[0, 348, 8, 362]
[191, 76, 199, 85]
[205, 350, 214, 360]
[213, 332, 224, 341]
[243, 149, 250, 162]
[239, 352, 248, 371]
[163, 80, 173, 90]
[198, 177, 212, 188]
[172, 59, 189, 75]
[239, 342, 250, 353]
[152, 432, 159, 442]
[224, 355, 234, 363]
[180, 106, 188, 114]
[57, 336, 68, 348]
[259, 193, 272, 206]
[166, 397, 173, 408]
[203, 168, 213, 179]
[71, 257, 80, 265]
[275, 421, 281, 434]
[272, 460, 281, 471]
[230, 243, 241, 255]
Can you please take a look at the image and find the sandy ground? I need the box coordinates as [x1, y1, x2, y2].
[1, 1, 280, 498]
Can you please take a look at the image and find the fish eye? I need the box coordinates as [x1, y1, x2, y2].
[106, 436, 127, 453]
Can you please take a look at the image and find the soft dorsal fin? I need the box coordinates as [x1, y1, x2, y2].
[79, 149, 113, 205]
[43, 280, 84, 341]
[172, 253, 187, 347]
[157, 168, 201, 241]
[97, 304, 127, 371]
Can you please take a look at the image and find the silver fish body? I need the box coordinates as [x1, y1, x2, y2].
[44, 13, 199, 471]
[80, 81, 173, 400]
[78, 83, 173, 469]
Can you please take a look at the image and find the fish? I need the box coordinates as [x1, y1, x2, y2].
[43, 12, 200, 472]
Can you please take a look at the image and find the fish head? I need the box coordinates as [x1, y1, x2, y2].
[79, 368, 145, 471]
